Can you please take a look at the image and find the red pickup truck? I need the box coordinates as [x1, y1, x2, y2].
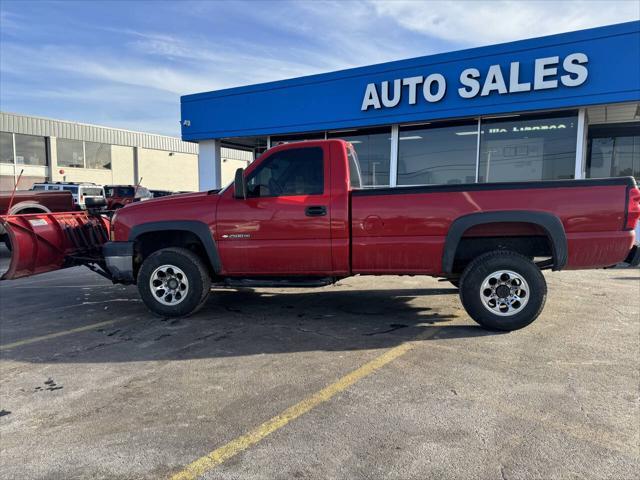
[2, 140, 639, 331]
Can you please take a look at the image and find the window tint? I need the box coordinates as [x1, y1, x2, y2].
[328, 127, 390, 187]
[32, 184, 46, 190]
[15, 134, 47, 166]
[85, 142, 111, 169]
[398, 121, 478, 185]
[82, 188, 104, 196]
[1, 131, 14, 164]
[587, 123, 640, 181]
[62, 186, 78, 194]
[57, 138, 84, 168]
[479, 112, 578, 182]
[247, 147, 323, 197]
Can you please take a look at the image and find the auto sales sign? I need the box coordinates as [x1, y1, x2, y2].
[361, 53, 589, 111]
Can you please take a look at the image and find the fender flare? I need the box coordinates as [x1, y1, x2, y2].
[441, 211, 568, 273]
[128, 220, 222, 274]
[8, 202, 51, 215]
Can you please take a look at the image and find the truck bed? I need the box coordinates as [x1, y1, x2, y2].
[351, 177, 636, 274]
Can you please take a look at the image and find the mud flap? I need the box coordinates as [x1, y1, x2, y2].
[0, 212, 110, 280]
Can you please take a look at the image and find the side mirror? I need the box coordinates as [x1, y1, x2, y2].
[233, 168, 247, 199]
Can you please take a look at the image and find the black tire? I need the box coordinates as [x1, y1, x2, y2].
[137, 247, 211, 317]
[459, 250, 546, 331]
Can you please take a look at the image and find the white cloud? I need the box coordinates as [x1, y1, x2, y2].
[369, 0, 640, 46]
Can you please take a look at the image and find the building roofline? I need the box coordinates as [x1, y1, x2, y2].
[0, 110, 183, 142]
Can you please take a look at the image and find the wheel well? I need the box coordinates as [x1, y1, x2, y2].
[15, 207, 48, 214]
[133, 230, 213, 277]
[451, 222, 554, 274]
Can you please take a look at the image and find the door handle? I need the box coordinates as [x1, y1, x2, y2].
[305, 205, 327, 217]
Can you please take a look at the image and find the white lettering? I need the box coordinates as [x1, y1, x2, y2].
[381, 79, 402, 107]
[361, 83, 381, 111]
[561, 52, 588, 87]
[534, 56, 559, 90]
[508, 62, 531, 93]
[458, 68, 481, 98]
[402, 76, 423, 104]
[422, 73, 446, 102]
[481, 65, 508, 96]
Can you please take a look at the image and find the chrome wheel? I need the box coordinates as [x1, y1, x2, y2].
[149, 264, 189, 306]
[479, 270, 529, 316]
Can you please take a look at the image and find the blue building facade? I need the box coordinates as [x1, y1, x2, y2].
[181, 21, 640, 190]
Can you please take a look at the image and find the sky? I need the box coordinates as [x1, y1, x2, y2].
[1, 0, 638, 137]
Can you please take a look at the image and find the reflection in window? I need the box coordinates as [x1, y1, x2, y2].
[85, 142, 111, 169]
[57, 138, 84, 168]
[270, 132, 325, 145]
[247, 147, 324, 197]
[479, 112, 578, 182]
[397, 122, 477, 185]
[15, 134, 47, 166]
[0, 131, 13, 164]
[328, 127, 391, 187]
[587, 123, 640, 181]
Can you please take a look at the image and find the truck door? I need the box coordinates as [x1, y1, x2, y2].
[216, 144, 332, 275]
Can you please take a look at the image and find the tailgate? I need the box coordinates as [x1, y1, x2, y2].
[1, 212, 109, 280]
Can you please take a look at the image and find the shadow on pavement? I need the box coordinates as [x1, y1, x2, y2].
[0, 264, 502, 364]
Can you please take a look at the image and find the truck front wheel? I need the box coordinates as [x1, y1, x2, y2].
[137, 247, 211, 317]
[459, 250, 547, 331]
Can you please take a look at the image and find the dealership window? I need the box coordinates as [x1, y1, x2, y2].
[586, 123, 640, 181]
[397, 121, 478, 185]
[478, 112, 578, 183]
[0, 132, 13, 163]
[328, 127, 391, 187]
[270, 132, 325, 145]
[14, 133, 47, 166]
[85, 141, 112, 169]
[57, 138, 85, 168]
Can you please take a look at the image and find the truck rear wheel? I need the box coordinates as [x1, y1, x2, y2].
[459, 250, 546, 331]
[137, 247, 211, 317]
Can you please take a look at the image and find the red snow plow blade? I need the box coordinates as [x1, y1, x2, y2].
[0, 212, 109, 280]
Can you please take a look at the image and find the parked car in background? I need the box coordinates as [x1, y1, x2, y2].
[31, 182, 105, 210]
[150, 189, 173, 198]
[0, 189, 74, 249]
[103, 185, 153, 209]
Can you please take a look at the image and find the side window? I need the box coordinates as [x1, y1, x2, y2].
[246, 147, 324, 197]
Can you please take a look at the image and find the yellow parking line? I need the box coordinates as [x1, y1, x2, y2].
[0, 320, 118, 351]
[170, 326, 444, 480]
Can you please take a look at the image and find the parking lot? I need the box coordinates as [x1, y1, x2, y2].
[0, 244, 638, 480]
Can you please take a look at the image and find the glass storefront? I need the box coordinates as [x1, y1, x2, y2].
[587, 122, 640, 181]
[397, 121, 477, 185]
[57, 138, 85, 168]
[0, 131, 13, 164]
[14, 133, 48, 166]
[328, 127, 391, 187]
[85, 142, 112, 170]
[478, 112, 578, 183]
[249, 105, 640, 188]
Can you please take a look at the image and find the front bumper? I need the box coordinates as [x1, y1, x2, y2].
[103, 241, 135, 283]
[624, 245, 640, 267]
